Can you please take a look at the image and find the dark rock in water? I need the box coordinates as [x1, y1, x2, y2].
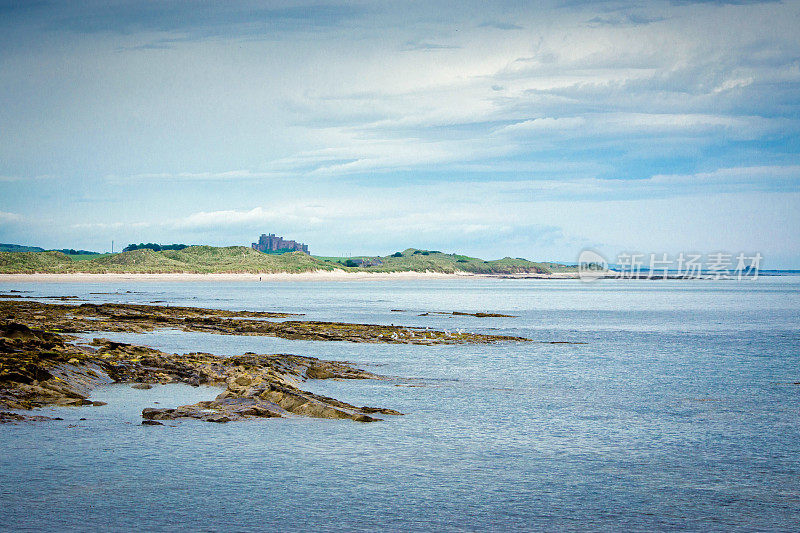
[1, 299, 530, 346]
[1, 306, 407, 425]
[0, 411, 53, 423]
[139, 366, 401, 424]
[91, 401, 107, 406]
[141, 420, 163, 426]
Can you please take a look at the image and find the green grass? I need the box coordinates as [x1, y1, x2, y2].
[0, 246, 566, 274]
[312, 248, 555, 274]
[66, 253, 112, 261]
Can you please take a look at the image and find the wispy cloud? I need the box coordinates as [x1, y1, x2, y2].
[586, 14, 667, 27]
[107, 170, 289, 182]
[401, 40, 461, 51]
[1, 0, 799, 263]
[478, 21, 523, 30]
[0, 211, 22, 224]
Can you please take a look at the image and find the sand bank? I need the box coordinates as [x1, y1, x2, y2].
[0, 269, 484, 283]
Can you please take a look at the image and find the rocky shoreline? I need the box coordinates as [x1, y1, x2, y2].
[0, 299, 529, 344]
[0, 300, 529, 425]
[0, 321, 400, 423]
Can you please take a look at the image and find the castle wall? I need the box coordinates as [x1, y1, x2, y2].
[251, 233, 309, 254]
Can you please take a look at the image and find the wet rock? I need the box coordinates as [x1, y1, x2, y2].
[0, 411, 53, 423]
[2, 308, 405, 425]
[141, 420, 163, 426]
[1, 300, 530, 345]
[204, 414, 231, 423]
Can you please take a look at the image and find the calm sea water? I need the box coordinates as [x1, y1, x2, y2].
[1, 278, 799, 532]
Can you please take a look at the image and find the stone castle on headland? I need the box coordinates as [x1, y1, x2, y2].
[251, 233, 309, 254]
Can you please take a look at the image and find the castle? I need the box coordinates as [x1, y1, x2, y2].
[251, 233, 309, 254]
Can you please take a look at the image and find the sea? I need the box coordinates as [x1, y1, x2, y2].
[1, 277, 799, 532]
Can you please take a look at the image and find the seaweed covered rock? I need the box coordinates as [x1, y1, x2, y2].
[1, 321, 402, 424]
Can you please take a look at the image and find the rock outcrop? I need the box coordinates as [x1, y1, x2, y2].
[0, 300, 530, 345]
[0, 322, 400, 424]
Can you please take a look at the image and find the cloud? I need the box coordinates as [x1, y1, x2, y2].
[174, 206, 334, 232]
[107, 170, 288, 182]
[0, 211, 22, 224]
[493, 113, 790, 142]
[401, 40, 461, 51]
[586, 14, 667, 27]
[478, 21, 523, 30]
[1, 0, 799, 264]
[71, 221, 150, 230]
[496, 117, 587, 134]
[0, 174, 55, 182]
[43, 2, 364, 37]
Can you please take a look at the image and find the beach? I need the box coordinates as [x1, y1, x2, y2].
[0, 270, 580, 282]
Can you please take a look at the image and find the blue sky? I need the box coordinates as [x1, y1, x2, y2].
[1, 0, 798, 266]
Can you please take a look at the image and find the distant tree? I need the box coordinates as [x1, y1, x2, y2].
[391, 252, 402, 257]
[50, 248, 99, 255]
[123, 243, 188, 252]
[344, 259, 359, 267]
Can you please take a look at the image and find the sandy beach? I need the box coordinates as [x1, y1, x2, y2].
[0, 269, 485, 283]
[0, 269, 584, 283]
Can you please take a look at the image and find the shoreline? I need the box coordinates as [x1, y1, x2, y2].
[0, 270, 580, 282]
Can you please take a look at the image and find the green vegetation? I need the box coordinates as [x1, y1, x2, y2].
[0, 243, 98, 255]
[122, 243, 189, 252]
[310, 248, 560, 274]
[0, 247, 332, 274]
[66, 253, 114, 261]
[0, 245, 573, 275]
[0, 244, 46, 253]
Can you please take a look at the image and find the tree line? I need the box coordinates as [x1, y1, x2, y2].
[122, 243, 189, 252]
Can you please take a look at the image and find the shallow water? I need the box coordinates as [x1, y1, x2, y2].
[1, 278, 799, 531]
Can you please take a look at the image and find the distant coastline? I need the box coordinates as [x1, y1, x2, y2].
[0, 245, 576, 277]
[0, 270, 584, 283]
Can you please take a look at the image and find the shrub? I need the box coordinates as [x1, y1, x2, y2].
[391, 252, 402, 257]
[123, 243, 188, 252]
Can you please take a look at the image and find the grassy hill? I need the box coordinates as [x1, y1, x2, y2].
[0, 246, 333, 274]
[316, 248, 557, 274]
[0, 246, 567, 274]
[0, 243, 46, 253]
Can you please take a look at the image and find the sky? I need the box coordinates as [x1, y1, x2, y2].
[1, 0, 798, 266]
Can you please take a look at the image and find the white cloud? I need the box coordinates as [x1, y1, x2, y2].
[71, 221, 150, 230]
[107, 170, 288, 182]
[0, 211, 22, 223]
